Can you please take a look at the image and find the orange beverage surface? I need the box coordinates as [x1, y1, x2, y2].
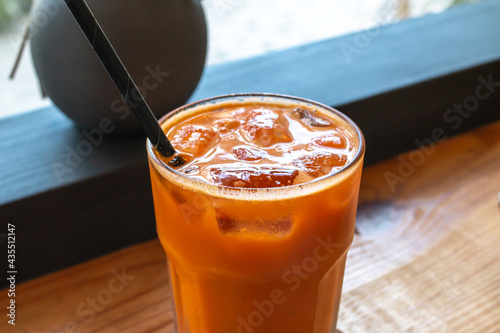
[148, 96, 364, 333]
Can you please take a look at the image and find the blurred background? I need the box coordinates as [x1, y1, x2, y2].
[0, 0, 483, 118]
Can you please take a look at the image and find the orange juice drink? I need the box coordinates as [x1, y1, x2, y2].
[147, 94, 364, 333]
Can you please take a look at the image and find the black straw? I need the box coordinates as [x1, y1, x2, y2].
[63, 0, 176, 158]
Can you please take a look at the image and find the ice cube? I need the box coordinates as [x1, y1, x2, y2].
[232, 146, 264, 161]
[216, 211, 292, 236]
[214, 118, 241, 134]
[216, 213, 237, 233]
[210, 166, 299, 188]
[171, 125, 219, 156]
[314, 134, 347, 150]
[293, 151, 348, 177]
[290, 108, 332, 127]
[240, 109, 293, 147]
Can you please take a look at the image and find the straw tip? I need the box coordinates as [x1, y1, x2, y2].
[167, 154, 187, 168]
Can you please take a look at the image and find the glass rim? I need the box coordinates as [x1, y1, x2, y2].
[147, 93, 365, 200]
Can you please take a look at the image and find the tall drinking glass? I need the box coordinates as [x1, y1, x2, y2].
[147, 94, 365, 332]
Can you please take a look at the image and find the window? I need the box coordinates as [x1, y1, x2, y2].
[0, 0, 485, 118]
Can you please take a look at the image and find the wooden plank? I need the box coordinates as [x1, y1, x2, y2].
[340, 122, 500, 332]
[2, 120, 499, 332]
[1, 164, 156, 285]
[2, 241, 173, 333]
[1, 0, 500, 286]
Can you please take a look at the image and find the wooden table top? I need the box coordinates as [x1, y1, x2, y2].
[3, 121, 500, 333]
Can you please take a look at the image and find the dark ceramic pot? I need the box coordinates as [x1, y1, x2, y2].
[30, 0, 207, 133]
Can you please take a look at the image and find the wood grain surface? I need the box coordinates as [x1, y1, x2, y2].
[2, 121, 500, 333]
